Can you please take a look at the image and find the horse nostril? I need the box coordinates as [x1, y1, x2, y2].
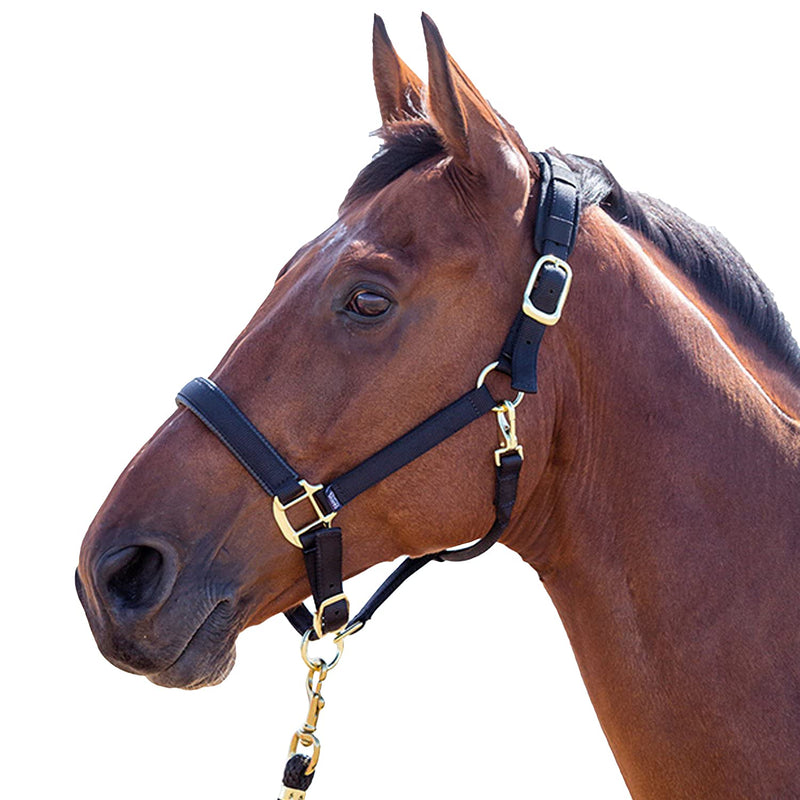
[100, 545, 166, 610]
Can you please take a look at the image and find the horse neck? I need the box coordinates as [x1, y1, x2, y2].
[510, 208, 800, 798]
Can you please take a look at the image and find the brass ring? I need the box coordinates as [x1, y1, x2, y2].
[476, 361, 524, 409]
[476, 360, 501, 388]
[301, 628, 345, 671]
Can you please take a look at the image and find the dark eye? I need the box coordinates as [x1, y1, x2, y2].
[346, 289, 392, 318]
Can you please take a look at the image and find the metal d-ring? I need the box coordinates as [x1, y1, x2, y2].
[476, 361, 525, 410]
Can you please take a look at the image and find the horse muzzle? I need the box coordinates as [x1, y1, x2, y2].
[75, 534, 241, 689]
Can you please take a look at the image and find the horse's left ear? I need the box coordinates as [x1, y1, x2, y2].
[421, 14, 529, 193]
[373, 15, 425, 124]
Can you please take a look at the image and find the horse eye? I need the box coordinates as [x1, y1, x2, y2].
[347, 290, 392, 317]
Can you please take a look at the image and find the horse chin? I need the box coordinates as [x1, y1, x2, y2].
[145, 602, 241, 690]
[147, 642, 237, 690]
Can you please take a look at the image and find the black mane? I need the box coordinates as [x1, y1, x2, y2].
[344, 124, 800, 376]
[562, 152, 800, 376]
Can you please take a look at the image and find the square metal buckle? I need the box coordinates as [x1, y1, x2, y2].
[272, 479, 337, 548]
[522, 255, 573, 326]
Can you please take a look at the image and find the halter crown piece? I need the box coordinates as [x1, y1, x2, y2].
[175, 152, 580, 799]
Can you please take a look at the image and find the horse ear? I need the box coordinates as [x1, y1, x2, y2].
[372, 15, 425, 124]
[421, 14, 526, 182]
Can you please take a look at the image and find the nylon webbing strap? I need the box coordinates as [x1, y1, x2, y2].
[177, 377, 301, 503]
[533, 152, 580, 261]
[500, 151, 580, 393]
[321, 384, 497, 511]
[438, 450, 522, 562]
[504, 262, 569, 393]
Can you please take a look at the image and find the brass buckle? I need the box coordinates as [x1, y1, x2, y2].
[272, 479, 337, 548]
[522, 255, 573, 326]
[312, 593, 350, 639]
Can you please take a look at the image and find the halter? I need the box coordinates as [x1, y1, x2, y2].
[175, 151, 579, 798]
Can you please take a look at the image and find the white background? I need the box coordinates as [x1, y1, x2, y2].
[2, 2, 797, 798]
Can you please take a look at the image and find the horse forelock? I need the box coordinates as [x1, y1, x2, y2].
[342, 121, 446, 209]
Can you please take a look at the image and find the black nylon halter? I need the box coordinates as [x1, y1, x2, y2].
[176, 151, 580, 640]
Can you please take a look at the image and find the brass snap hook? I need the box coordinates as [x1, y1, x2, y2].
[493, 401, 524, 466]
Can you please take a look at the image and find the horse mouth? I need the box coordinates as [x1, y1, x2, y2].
[76, 566, 241, 690]
[147, 601, 240, 690]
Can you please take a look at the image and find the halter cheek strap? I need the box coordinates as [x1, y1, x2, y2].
[175, 151, 580, 641]
[501, 152, 579, 392]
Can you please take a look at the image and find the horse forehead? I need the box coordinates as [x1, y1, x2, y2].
[341, 168, 487, 255]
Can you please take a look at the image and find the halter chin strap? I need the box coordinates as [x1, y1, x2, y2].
[175, 151, 579, 641]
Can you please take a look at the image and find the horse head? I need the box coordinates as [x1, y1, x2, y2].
[76, 15, 564, 689]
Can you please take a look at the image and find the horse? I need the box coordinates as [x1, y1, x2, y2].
[76, 13, 800, 798]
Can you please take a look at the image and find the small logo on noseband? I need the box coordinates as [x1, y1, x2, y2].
[324, 488, 342, 511]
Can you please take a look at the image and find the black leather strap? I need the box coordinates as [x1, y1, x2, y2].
[177, 378, 502, 639]
[438, 450, 523, 562]
[284, 552, 439, 638]
[176, 377, 302, 503]
[299, 527, 349, 636]
[284, 603, 316, 637]
[338, 554, 438, 634]
[283, 385, 502, 639]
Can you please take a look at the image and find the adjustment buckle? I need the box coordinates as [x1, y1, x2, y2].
[273, 479, 337, 548]
[522, 255, 573, 326]
[312, 593, 350, 639]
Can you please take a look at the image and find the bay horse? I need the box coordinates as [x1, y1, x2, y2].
[76, 14, 800, 798]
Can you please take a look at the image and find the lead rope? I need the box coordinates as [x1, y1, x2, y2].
[276, 396, 524, 798]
